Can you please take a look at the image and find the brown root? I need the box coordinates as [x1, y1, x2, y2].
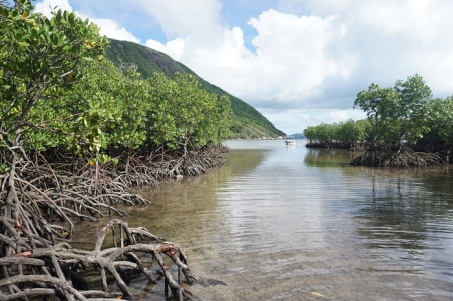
[0, 144, 228, 300]
[350, 143, 445, 167]
[0, 218, 198, 300]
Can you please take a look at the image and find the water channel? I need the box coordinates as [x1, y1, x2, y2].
[76, 139, 453, 300]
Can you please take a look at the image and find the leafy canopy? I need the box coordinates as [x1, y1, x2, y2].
[353, 74, 433, 144]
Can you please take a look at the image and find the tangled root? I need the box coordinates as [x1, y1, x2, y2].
[350, 144, 444, 167]
[0, 218, 198, 300]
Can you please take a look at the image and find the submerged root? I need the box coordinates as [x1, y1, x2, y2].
[0, 219, 198, 300]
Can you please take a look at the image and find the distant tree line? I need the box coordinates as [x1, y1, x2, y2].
[304, 119, 370, 149]
[304, 74, 452, 166]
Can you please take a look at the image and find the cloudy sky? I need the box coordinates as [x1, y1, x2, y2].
[34, 0, 453, 134]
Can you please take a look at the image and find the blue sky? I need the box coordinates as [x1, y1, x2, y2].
[33, 0, 453, 134]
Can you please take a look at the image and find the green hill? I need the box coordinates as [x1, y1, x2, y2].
[105, 39, 285, 139]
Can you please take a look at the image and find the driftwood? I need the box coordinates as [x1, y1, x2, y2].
[0, 218, 198, 300]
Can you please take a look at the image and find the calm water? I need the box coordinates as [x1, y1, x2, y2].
[76, 139, 453, 300]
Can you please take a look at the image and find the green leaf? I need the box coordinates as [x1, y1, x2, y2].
[0, 164, 11, 174]
[17, 41, 29, 47]
[51, 34, 59, 47]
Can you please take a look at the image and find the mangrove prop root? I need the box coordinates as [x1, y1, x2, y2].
[0, 144, 228, 299]
[1, 145, 227, 245]
[0, 219, 198, 301]
[1, 157, 150, 246]
[350, 144, 445, 167]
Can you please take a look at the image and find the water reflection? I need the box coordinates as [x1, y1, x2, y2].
[353, 167, 453, 291]
[304, 148, 359, 167]
[73, 140, 453, 300]
[355, 168, 453, 246]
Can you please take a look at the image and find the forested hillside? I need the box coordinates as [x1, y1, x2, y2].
[105, 39, 285, 138]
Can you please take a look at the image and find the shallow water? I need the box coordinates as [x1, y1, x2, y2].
[75, 140, 453, 300]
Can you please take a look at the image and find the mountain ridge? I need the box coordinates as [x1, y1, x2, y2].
[105, 39, 285, 138]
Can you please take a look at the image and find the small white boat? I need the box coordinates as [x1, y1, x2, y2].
[285, 138, 296, 145]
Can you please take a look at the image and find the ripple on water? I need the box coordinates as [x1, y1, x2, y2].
[75, 140, 453, 300]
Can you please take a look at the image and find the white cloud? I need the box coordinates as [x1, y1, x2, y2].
[34, 0, 72, 17]
[93, 18, 140, 43]
[133, 0, 224, 39]
[145, 38, 186, 60]
[261, 108, 366, 135]
[246, 10, 348, 102]
[154, 8, 355, 111]
[34, 0, 140, 43]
